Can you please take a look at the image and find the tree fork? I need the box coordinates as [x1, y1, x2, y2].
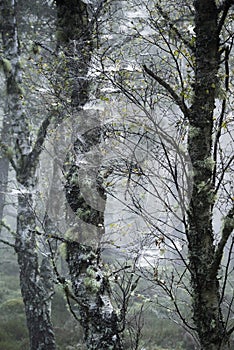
[0, 1, 56, 348]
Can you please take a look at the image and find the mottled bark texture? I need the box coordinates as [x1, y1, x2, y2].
[0, 120, 10, 225]
[144, 0, 234, 349]
[16, 194, 56, 350]
[187, 1, 232, 349]
[56, 0, 92, 106]
[0, 1, 56, 349]
[56, 1, 123, 348]
[67, 241, 122, 350]
[65, 125, 106, 227]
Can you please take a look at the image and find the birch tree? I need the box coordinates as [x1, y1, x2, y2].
[51, 1, 123, 348]
[0, 1, 56, 349]
[94, 1, 234, 349]
[186, 2, 233, 349]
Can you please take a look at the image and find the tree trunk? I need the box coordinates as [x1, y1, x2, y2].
[55, 1, 123, 348]
[67, 241, 122, 350]
[0, 145, 9, 225]
[188, 1, 228, 349]
[64, 121, 122, 349]
[16, 193, 56, 350]
[0, 116, 10, 225]
[0, 1, 56, 349]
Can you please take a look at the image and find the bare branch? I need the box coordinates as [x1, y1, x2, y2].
[31, 229, 71, 244]
[210, 204, 234, 278]
[0, 141, 17, 171]
[212, 46, 230, 186]
[28, 114, 52, 166]
[227, 323, 234, 336]
[0, 219, 16, 237]
[0, 238, 15, 248]
[154, 3, 195, 52]
[214, 155, 234, 195]
[143, 65, 190, 118]
[218, 0, 234, 34]
[220, 236, 234, 304]
[0, 219, 16, 248]
[34, 41, 57, 56]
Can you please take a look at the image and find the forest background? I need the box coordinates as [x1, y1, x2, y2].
[0, 1, 233, 350]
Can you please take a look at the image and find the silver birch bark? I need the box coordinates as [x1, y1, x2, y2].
[0, 120, 10, 226]
[0, 1, 56, 349]
[55, 1, 123, 348]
